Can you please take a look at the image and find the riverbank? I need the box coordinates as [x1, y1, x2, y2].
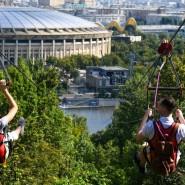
[59, 94, 120, 109]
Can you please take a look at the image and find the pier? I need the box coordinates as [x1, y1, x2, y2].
[59, 94, 120, 109]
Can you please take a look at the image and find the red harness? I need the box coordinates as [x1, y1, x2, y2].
[0, 134, 6, 163]
[149, 121, 179, 163]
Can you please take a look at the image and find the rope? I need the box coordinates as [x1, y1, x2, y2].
[168, 19, 185, 44]
[0, 51, 60, 108]
[168, 56, 181, 85]
[0, 51, 40, 88]
[127, 59, 158, 97]
[0, 57, 11, 86]
[147, 56, 163, 107]
[147, 56, 163, 85]
[0, 20, 185, 128]
[153, 61, 166, 111]
[153, 70, 160, 110]
[114, 21, 185, 126]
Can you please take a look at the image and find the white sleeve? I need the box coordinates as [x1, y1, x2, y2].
[176, 124, 185, 143]
[141, 120, 155, 140]
[0, 116, 8, 132]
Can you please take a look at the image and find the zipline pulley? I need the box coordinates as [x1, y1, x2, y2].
[147, 41, 184, 114]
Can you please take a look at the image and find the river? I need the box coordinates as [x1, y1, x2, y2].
[63, 106, 115, 134]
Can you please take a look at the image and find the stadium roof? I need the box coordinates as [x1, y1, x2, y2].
[0, 7, 99, 30]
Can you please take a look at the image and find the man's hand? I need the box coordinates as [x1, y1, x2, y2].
[137, 108, 152, 142]
[0, 80, 7, 91]
[145, 108, 152, 117]
[176, 109, 185, 124]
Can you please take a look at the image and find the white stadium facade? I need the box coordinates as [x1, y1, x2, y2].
[0, 8, 112, 65]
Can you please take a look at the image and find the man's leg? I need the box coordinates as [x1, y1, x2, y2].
[134, 142, 149, 173]
[140, 142, 149, 166]
[9, 117, 26, 140]
[3, 117, 26, 166]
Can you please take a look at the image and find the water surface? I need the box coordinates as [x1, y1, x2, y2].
[63, 107, 115, 134]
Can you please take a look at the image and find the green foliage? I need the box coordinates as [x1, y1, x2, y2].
[0, 57, 111, 184]
[91, 34, 185, 184]
[1, 32, 185, 185]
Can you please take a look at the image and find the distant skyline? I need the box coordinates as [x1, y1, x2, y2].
[102, 0, 185, 3]
[1, 0, 183, 5]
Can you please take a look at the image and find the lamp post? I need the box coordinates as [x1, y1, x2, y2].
[128, 53, 138, 78]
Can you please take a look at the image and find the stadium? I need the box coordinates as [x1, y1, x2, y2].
[0, 7, 112, 65]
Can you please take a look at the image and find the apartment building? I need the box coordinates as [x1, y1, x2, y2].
[123, 7, 167, 23]
[38, 0, 64, 6]
[146, 13, 185, 24]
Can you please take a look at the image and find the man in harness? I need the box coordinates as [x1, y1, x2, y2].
[0, 79, 25, 167]
[135, 96, 185, 175]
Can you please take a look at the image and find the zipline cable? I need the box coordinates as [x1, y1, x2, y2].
[0, 51, 60, 107]
[1, 20, 185, 128]
[0, 57, 11, 86]
[127, 57, 159, 97]
[127, 19, 185, 98]
[114, 20, 185, 125]
[168, 19, 185, 44]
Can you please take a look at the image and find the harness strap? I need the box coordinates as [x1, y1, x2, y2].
[0, 133, 4, 144]
[143, 146, 151, 163]
[154, 121, 167, 141]
[154, 121, 179, 141]
[153, 60, 166, 116]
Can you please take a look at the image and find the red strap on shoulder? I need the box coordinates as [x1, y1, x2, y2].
[0, 144, 5, 163]
[153, 120, 165, 140]
[0, 134, 4, 143]
[0, 134, 5, 163]
[153, 120, 177, 141]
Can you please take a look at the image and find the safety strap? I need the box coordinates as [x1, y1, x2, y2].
[0, 133, 4, 145]
[153, 60, 166, 116]
[154, 121, 179, 141]
[143, 145, 151, 164]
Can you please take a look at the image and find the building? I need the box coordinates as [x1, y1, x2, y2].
[112, 34, 142, 43]
[100, 17, 137, 33]
[38, 0, 64, 7]
[123, 7, 167, 23]
[80, 0, 94, 8]
[75, 69, 86, 84]
[86, 66, 129, 91]
[137, 25, 185, 36]
[61, 2, 88, 11]
[65, 0, 79, 3]
[77, 8, 126, 23]
[99, 17, 185, 38]
[146, 13, 185, 25]
[0, 0, 13, 6]
[0, 7, 112, 65]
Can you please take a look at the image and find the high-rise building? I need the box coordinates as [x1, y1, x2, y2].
[80, 0, 94, 7]
[65, 0, 79, 3]
[64, 0, 94, 7]
[38, 0, 64, 6]
[0, 0, 13, 6]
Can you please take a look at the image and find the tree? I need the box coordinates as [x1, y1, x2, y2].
[0, 57, 112, 184]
